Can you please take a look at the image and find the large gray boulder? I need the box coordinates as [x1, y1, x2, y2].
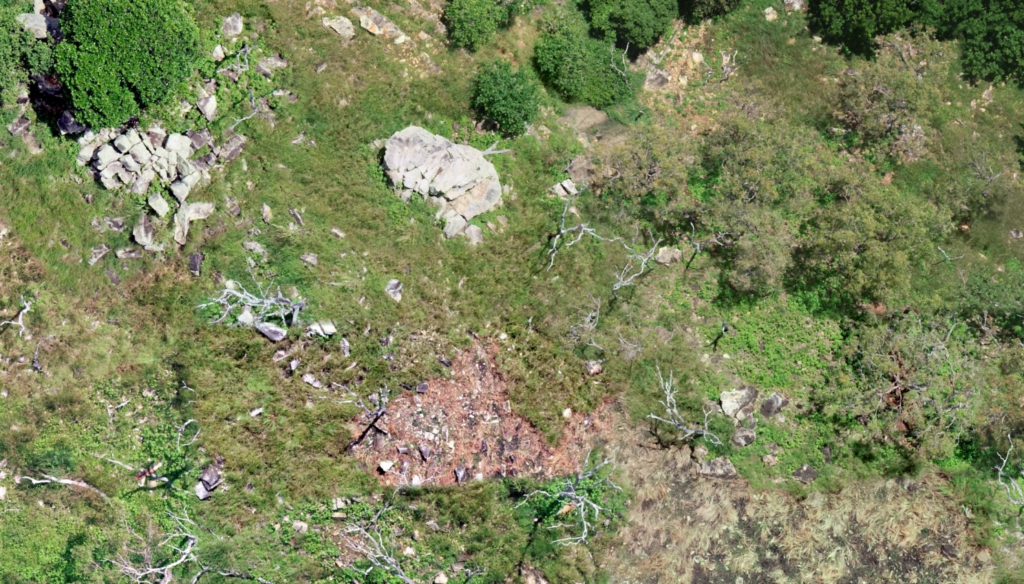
[383, 126, 502, 237]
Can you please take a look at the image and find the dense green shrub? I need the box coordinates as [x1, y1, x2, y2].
[55, 0, 199, 128]
[681, 0, 744, 21]
[443, 0, 512, 51]
[808, 0, 918, 55]
[534, 8, 634, 107]
[926, 0, 1024, 83]
[589, 0, 676, 49]
[472, 60, 539, 136]
[0, 7, 53, 104]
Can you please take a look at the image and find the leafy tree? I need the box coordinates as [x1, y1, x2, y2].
[443, 0, 512, 51]
[472, 60, 539, 136]
[808, 0, 919, 55]
[534, 7, 634, 107]
[842, 313, 984, 460]
[55, 0, 199, 128]
[589, 0, 676, 49]
[680, 0, 744, 21]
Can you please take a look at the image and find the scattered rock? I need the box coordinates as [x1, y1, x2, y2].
[655, 247, 682, 265]
[792, 464, 818, 484]
[256, 54, 289, 77]
[256, 322, 288, 342]
[188, 253, 204, 276]
[760, 392, 789, 417]
[133, 214, 157, 249]
[385, 279, 403, 302]
[764, 6, 778, 21]
[383, 126, 503, 237]
[461, 224, 484, 245]
[262, 204, 273, 224]
[762, 453, 778, 467]
[300, 252, 319, 266]
[1011, 229, 1022, 239]
[7, 116, 30, 137]
[88, 244, 111, 266]
[323, 15, 355, 40]
[549, 178, 577, 198]
[115, 248, 143, 259]
[201, 466, 221, 491]
[443, 213, 468, 239]
[306, 321, 337, 337]
[292, 520, 309, 534]
[434, 573, 449, 584]
[197, 95, 218, 122]
[16, 13, 55, 39]
[222, 13, 243, 38]
[148, 192, 171, 217]
[699, 457, 738, 479]
[243, 241, 267, 257]
[219, 134, 247, 162]
[212, 44, 226, 62]
[720, 386, 758, 420]
[93, 144, 120, 170]
[351, 6, 404, 38]
[57, 111, 85, 135]
[585, 360, 602, 376]
[195, 481, 211, 500]
[103, 217, 125, 232]
[559, 106, 608, 133]
[379, 460, 394, 473]
[732, 427, 756, 447]
[644, 68, 670, 90]
[784, 0, 804, 10]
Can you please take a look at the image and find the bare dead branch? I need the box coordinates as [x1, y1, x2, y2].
[198, 268, 304, 327]
[18, 473, 109, 500]
[481, 141, 513, 156]
[646, 366, 723, 445]
[0, 296, 31, 337]
[339, 503, 416, 584]
[515, 453, 620, 546]
[996, 434, 1024, 506]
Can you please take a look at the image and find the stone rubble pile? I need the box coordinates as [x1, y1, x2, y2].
[76, 126, 245, 198]
[383, 126, 503, 241]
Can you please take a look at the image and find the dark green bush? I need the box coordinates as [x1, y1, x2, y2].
[55, 0, 199, 128]
[443, 0, 512, 51]
[0, 7, 53, 104]
[472, 60, 539, 136]
[589, 0, 676, 49]
[681, 0, 744, 21]
[534, 8, 634, 107]
[928, 0, 1024, 83]
[808, 0, 918, 55]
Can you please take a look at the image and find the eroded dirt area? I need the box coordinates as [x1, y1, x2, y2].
[349, 341, 612, 487]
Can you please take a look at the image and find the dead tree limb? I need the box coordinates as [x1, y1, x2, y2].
[106, 510, 199, 583]
[0, 296, 31, 337]
[996, 434, 1024, 506]
[481, 141, 513, 156]
[18, 473, 109, 499]
[646, 366, 723, 445]
[516, 454, 620, 546]
[198, 268, 304, 326]
[339, 503, 416, 584]
[230, 89, 259, 131]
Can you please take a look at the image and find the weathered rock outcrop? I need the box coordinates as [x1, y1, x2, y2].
[382, 126, 502, 239]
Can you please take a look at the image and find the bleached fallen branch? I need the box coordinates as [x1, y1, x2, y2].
[230, 89, 259, 131]
[18, 473, 109, 500]
[481, 141, 513, 156]
[0, 296, 31, 337]
[646, 366, 723, 445]
[107, 510, 199, 583]
[996, 434, 1024, 506]
[91, 453, 173, 488]
[339, 503, 416, 584]
[198, 269, 304, 327]
[546, 196, 622, 271]
[516, 454, 620, 546]
[176, 419, 200, 451]
[611, 228, 662, 297]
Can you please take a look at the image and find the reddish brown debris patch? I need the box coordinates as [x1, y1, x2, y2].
[349, 341, 610, 487]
